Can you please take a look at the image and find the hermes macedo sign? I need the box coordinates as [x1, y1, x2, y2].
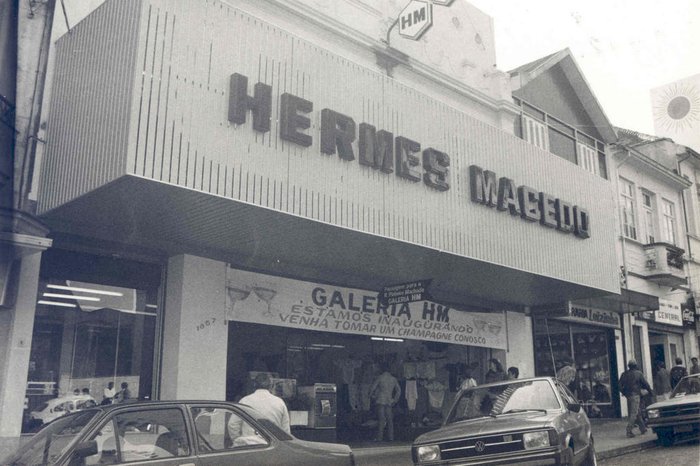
[469, 165, 591, 239]
[228, 73, 450, 192]
[228, 72, 590, 238]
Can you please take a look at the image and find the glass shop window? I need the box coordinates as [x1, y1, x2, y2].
[24, 249, 161, 432]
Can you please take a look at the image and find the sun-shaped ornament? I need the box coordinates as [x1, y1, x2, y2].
[652, 81, 700, 132]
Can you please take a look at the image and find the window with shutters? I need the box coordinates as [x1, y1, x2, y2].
[577, 142, 599, 176]
[661, 199, 677, 245]
[641, 190, 656, 244]
[619, 178, 637, 240]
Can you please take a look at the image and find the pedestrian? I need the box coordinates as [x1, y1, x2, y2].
[690, 357, 700, 375]
[102, 382, 116, 405]
[234, 373, 291, 434]
[370, 364, 401, 441]
[618, 360, 653, 438]
[670, 357, 688, 389]
[653, 362, 672, 401]
[507, 366, 519, 379]
[115, 382, 132, 403]
[484, 359, 506, 384]
[459, 366, 478, 390]
[556, 357, 577, 393]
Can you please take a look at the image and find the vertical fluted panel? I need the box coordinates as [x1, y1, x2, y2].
[39, 0, 142, 211]
[39, 0, 619, 293]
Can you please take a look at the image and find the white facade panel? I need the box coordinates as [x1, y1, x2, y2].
[39, 0, 619, 294]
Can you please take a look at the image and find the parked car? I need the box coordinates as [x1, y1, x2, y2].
[412, 377, 596, 466]
[29, 394, 98, 426]
[645, 373, 700, 446]
[3, 400, 355, 466]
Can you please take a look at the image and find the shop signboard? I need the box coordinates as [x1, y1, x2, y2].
[554, 302, 621, 328]
[654, 298, 683, 326]
[378, 279, 432, 305]
[226, 268, 507, 350]
[398, 1, 433, 40]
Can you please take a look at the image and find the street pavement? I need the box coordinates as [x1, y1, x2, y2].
[599, 440, 699, 466]
[352, 418, 667, 465]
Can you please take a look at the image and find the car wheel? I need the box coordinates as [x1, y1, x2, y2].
[561, 446, 575, 466]
[657, 430, 674, 447]
[581, 439, 597, 466]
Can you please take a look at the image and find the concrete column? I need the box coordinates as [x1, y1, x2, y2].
[160, 255, 227, 400]
[0, 252, 43, 454]
[504, 311, 535, 378]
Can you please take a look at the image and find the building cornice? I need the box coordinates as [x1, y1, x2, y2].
[237, 0, 519, 118]
[613, 145, 694, 190]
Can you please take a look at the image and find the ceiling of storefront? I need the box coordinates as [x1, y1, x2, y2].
[40, 175, 618, 310]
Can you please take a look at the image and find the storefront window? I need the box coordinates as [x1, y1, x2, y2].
[533, 318, 617, 418]
[227, 322, 496, 442]
[24, 249, 161, 432]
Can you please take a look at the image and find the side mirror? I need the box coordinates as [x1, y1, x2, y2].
[567, 402, 581, 413]
[73, 440, 98, 458]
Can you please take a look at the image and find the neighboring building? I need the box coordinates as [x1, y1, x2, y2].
[508, 49, 645, 419]
[1, 0, 624, 451]
[615, 128, 700, 375]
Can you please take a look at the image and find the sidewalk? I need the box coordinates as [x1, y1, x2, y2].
[351, 418, 659, 462]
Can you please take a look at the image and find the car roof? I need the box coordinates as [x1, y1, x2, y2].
[464, 376, 556, 388]
[89, 399, 246, 413]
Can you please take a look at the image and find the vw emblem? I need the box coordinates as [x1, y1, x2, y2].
[474, 440, 486, 453]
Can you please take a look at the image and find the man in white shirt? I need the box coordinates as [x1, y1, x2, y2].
[235, 373, 291, 434]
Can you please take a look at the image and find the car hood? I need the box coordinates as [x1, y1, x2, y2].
[414, 413, 552, 445]
[647, 393, 700, 410]
[289, 438, 352, 456]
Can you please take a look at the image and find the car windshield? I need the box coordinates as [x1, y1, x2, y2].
[670, 374, 700, 398]
[3, 410, 98, 466]
[447, 380, 560, 424]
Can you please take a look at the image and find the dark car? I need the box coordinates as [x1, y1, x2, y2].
[645, 373, 700, 446]
[412, 377, 596, 466]
[2, 400, 355, 466]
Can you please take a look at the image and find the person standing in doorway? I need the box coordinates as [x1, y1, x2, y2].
[670, 357, 688, 389]
[618, 360, 653, 438]
[484, 359, 506, 384]
[370, 365, 401, 442]
[690, 357, 700, 375]
[236, 373, 291, 434]
[653, 362, 672, 401]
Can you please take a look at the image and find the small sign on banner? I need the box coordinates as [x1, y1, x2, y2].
[379, 279, 432, 306]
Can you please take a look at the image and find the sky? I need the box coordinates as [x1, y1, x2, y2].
[467, 0, 700, 135]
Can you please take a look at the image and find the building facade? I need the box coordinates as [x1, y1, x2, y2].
[1, 0, 632, 450]
[614, 129, 700, 393]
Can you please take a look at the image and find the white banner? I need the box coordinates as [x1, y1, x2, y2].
[225, 268, 507, 350]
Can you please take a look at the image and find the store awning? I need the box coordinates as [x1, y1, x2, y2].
[571, 288, 659, 314]
[40, 175, 618, 309]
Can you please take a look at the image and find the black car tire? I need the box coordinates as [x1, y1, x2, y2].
[657, 430, 674, 447]
[581, 439, 597, 466]
[561, 446, 575, 466]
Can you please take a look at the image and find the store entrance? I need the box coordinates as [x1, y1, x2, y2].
[226, 322, 495, 443]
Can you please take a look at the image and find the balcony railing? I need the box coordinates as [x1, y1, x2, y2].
[643, 242, 687, 287]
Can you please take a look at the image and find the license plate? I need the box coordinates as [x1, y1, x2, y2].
[674, 425, 693, 433]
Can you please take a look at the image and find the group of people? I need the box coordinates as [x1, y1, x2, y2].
[619, 356, 699, 438]
[100, 381, 133, 405]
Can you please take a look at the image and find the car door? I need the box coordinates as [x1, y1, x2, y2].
[189, 404, 279, 466]
[555, 382, 590, 459]
[73, 405, 200, 466]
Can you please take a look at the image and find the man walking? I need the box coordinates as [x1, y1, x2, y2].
[370, 365, 401, 441]
[237, 373, 291, 434]
[670, 357, 688, 389]
[618, 360, 653, 438]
